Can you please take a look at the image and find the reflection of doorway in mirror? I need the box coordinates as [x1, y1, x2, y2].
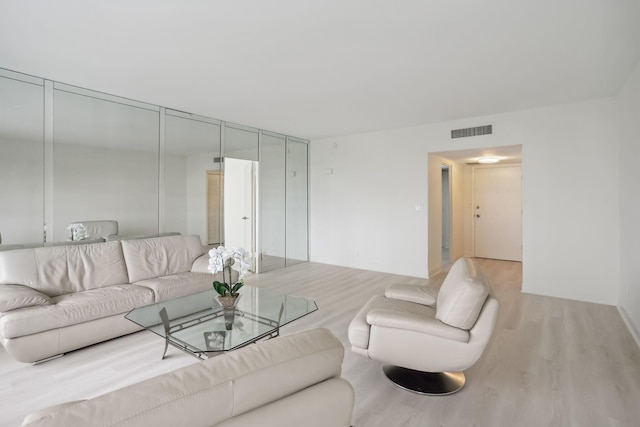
[207, 171, 223, 246]
[223, 158, 257, 271]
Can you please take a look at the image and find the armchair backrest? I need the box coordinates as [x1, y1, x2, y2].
[436, 258, 490, 330]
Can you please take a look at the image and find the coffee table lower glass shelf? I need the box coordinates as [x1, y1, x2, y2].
[125, 286, 317, 360]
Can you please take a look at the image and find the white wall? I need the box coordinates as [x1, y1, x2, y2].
[310, 97, 621, 305]
[311, 134, 429, 277]
[619, 60, 640, 343]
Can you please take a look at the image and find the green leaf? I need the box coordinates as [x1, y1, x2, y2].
[213, 281, 229, 296]
[231, 282, 244, 294]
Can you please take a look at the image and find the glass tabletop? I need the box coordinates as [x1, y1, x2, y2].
[125, 285, 317, 357]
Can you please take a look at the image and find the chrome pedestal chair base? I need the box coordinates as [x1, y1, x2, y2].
[383, 365, 465, 395]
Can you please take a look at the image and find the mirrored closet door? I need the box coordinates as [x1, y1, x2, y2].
[164, 110, 222, 245]
[52, 84, 160, 241]
[0, 70, 44, 246]
[0, 67, 309, 274]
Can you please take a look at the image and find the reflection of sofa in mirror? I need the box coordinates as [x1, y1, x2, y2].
[67, 220, 182, 243]
[0, 233, 184, 252]
[0, 234, 221, 363]
[68, 220, 118, 241]
[105, 231, 181, 242]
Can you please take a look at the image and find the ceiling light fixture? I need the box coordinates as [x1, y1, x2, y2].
[478, 157, 499, 164]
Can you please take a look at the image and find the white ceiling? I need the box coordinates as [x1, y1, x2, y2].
[1, 0, 639, 140]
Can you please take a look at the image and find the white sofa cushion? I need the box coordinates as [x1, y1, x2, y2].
[121, 235, 204, 283]
[133, 272, 213, 302]
[0, 284, 52, 312]
[0, 241, 130, 297]
[0, 285, 154, 339]
[435, 258, 489, 330]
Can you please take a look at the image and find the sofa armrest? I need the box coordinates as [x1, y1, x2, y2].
[385, 284, 437, 306]
[0, 284, 52, 312]
[22, 401, 86, 426]
[191, 253, 210, 273]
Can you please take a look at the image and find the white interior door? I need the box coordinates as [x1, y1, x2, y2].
[473, 165, 522, 261]
[223, 158, 255, 267]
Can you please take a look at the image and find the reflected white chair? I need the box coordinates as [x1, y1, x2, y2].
[348, 258, 499, 395]
[68, 220, 118, 240]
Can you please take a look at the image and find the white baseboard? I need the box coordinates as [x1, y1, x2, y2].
[618, 305, 640, 350]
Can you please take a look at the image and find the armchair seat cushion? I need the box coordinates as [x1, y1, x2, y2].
[348, 295, 469, 351]
[349, 295, 387, 350]
[367, 301, 469, 343]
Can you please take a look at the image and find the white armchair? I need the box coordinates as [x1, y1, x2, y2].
[348, 257, 499, 395]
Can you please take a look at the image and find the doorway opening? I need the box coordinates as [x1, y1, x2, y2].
[426, 145, 522, 277]
[441, 164, 452, 269]
[206, 159, 258, 273]
[206, 170, 223, 246]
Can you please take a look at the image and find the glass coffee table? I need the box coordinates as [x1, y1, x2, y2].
[126, 285, 317, 360]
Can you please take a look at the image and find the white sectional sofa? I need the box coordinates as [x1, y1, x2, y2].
[0, 234, 218, 363]
[21, 328, 355, 427]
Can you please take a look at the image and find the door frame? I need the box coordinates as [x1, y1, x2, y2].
[222, 158, 258, 273]
[471, 163, 522, 260]
[441, 162, 452, 267]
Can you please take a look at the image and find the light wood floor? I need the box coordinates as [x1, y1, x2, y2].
[2, 259, 640, 426]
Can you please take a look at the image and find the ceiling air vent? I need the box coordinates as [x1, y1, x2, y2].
[451, 124, 492, 139]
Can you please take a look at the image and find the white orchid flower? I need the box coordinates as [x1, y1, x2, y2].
[209, 246, 252, 296]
